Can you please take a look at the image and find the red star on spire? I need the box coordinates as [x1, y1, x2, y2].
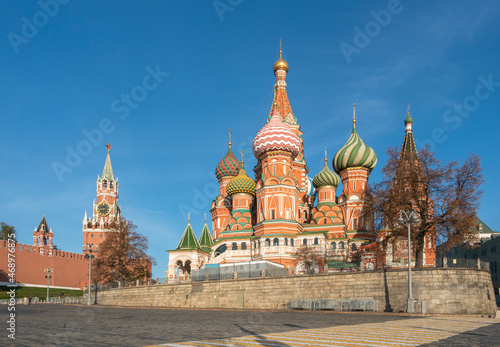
[105, 143, 112, 151]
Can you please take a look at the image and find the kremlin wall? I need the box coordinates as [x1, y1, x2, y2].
[0, 240, 87, 290]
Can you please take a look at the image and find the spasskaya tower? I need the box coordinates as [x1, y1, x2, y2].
[82, 143, 121, 254]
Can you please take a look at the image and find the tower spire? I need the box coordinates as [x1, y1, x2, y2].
[102, 143, 114, 180]
[352, 103, 356, 128]
[324, 147, 328, 164]
[241, 149, 245, 167]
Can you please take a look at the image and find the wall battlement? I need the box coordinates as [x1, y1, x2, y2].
[0, 240, 88, 289]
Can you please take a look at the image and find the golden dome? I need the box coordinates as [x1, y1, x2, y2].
[273, 50, 289, 74]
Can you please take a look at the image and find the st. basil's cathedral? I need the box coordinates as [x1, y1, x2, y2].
[166, 49, 436, 282]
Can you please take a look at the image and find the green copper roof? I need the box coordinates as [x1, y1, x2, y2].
[226, 168, 256, 196]
[102, 151, 114, 180]
[176, 222, 201, 250]
[333, 126, 377, 173]
[313, 159, 340, 189]
[198, 222, 213, 248]
[405, 115, 413, 124]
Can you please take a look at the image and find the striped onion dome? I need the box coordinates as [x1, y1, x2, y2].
[313, 159, 341, 189]
[253, 107, 300, 159]
[333, 124, 377, 173]
[226, 168, 256, 196]
[215, 144, 241, 180]
[306, 176, 317, 197]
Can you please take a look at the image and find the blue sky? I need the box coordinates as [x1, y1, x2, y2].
[1, 1, 500, 278]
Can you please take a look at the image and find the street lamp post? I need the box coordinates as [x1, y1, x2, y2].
[44, 268, 53, 303]
[398, 210, 420, 314]
[84, 244, 94, 306]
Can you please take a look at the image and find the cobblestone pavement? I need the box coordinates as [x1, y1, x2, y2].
[154, 315, 499, 347]
[1, 304, 497, 346]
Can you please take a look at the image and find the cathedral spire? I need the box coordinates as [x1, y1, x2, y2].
[270, 42, 295, 125]
[401, 103, 417, 154]
[102, 143, 114, 180]
[352, 103, 356, 129]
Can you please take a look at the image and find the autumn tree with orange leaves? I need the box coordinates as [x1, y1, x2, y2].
[364, 146, 483, 268]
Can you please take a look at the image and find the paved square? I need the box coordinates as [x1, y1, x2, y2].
[1, 304, 497, 346]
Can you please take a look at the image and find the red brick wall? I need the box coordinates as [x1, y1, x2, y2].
[0, 241, 88, 289]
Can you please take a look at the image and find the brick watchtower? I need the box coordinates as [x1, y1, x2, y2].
[82, 143, 121, 254]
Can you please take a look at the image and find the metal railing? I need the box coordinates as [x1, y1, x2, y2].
[0, 296, 83, 305]
[435, 257, 490, 271]
[289, 299, 378, 312]
[191, 262, 289, 282]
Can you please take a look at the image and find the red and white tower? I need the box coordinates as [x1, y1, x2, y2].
[82, 143, 121, 254]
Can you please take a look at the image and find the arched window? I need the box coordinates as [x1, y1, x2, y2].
[353, 218, 358, 230]
[102, 180, 107, 188]
[291, 238, 294, 246]
[273, 238, 279, 246]
[265, 238, 271, 247]
[184, 260, 192, 274]
[232, 242, 238, 250]
[353, 181, 356, 190]
[303, 239, 307, 246]
[214, 244, 227, 257]
[339, 241, 344, 249]
[241, 242, 247, 250]
[314, 237, 319, 245]
[331, 242, 336, 249]
[351, 243, 357, 251]
[304, 210, 308, 219]
[110, 182, 113, 188]
[284, 238, 288, 246]
[271, 210, 275, 219]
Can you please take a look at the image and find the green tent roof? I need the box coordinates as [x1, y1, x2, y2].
[198, 222, 213, 248]
[176, 222, 201, 250]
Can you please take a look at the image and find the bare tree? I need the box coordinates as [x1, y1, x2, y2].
[293, 245, 325, 274]
[92, 219, 156, 283]
[365, 146, 483, 268]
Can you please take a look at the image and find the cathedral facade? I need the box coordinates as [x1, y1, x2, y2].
[167, 50, 386, 282]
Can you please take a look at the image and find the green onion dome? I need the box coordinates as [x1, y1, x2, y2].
[215, 144, 241, 180]
[405, 114, 413, 124]
[333, 124, 377, 173]
[226, 168, 256, 196]
[313, 159, 341, 189]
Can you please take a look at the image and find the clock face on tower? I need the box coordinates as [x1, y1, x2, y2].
[97, 202, 111, 217]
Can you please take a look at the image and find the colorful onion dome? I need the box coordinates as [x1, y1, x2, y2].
[215, 144, 241, 180]
[273, 50, 289, 74]
[313, 159, 341, 189]
[306, 176, 317, 197]
[253, 107, 300, 159]
[333, 105, 377, 173]
[226, 168, 256, 196]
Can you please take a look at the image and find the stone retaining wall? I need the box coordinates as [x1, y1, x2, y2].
[87, 268, 497, 316]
